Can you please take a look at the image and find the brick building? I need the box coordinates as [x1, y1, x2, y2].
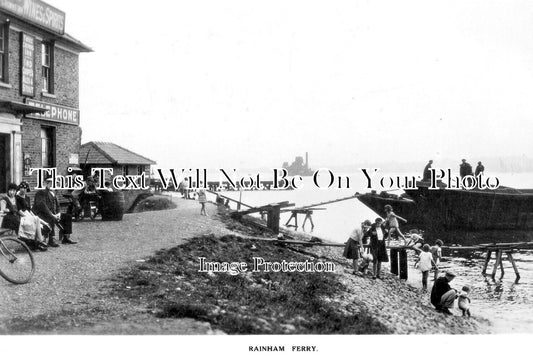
[0, 0, 91, 193]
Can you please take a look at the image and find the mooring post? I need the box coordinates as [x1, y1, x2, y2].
[506, 252, 521, 281]
[267, 207, 281, 234]
[482, 250, 492, 275]
[399, 248, 408, 280]
[491, 250, 503, 279]
[390, 248, 399, 275]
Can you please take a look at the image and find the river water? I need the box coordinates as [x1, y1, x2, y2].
[200, 171, 533, 333]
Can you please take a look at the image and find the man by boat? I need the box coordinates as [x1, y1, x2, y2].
[423, 160, 433, 181]
[459, 159, 473, 178]
[475, 161, 485, 176]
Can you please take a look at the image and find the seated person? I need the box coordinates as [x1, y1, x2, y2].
[33, 177, 76, 247]
[79, 176, 101, 215]
[1, 182, 47, 251]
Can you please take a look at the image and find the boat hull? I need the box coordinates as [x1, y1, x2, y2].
[357, 186, 533, 233]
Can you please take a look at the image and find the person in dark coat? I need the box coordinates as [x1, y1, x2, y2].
[33, 177, 76, 247]
[366, 217, 389, 279]
[0, 183, 21, 231]
[459, 159, 473, 178]
[430, 271, 457, 315]
[475, 161, 485, 176]
[423, 160, 433, 181]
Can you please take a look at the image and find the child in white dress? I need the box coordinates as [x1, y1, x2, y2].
[418, 244, 436, 291]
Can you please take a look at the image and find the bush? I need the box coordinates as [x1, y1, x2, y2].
[132, 196, 177, 212]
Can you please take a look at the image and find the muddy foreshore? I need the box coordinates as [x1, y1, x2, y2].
[0, 201, 491, 334]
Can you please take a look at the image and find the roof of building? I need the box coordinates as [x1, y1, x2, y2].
[80, 142, 156, 166]
[60, 32, 93, 53]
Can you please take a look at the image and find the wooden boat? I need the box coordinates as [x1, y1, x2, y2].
[357, 182, 533, 232]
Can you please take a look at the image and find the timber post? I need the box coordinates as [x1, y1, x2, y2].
[482, 250, 492, 275]
[506, 252, 521, 281]
[390, 248, 399, 275]
[491, 250, 503, 280]
[399, 249, 408, 279]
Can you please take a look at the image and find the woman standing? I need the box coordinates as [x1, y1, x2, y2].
[367, 217, 389, 279]
[197, 188, 208, 216]
[343, 220, 372, 275]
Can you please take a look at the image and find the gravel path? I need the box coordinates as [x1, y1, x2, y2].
[0, 199, 230, 334]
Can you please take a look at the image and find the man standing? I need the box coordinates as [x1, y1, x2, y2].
[475, 161, 485, 176]
[33, 177, 76, 247]
[430, 271, 457, 315]
[459, 159, 473, 178]
[423, 160, 433, 181]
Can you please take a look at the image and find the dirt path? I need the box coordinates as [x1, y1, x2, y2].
[0, 198, 230, 334]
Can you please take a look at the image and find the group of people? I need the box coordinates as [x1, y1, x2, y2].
[343, 206, 472, 317]
[343, 205, 408, 280]
[423, 159, 485, 180]
[0, 178, 75, 251]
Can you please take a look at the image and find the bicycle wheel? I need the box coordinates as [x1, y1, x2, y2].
[0, 238, 35, 284]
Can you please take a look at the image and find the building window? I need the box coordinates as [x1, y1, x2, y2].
[41, 127, 55, 167]
[41, 42, 54, 93]
[122, 165, 129, 176]
[0, 22, 9, 83]
[137, 165, 144, 175]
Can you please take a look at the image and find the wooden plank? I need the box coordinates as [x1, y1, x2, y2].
[206, 191, 254, 209]
[280, 207, 327, 213]
[290, 194, 359, 210]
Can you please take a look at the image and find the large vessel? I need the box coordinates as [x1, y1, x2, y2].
[282, 152, 313, 176]
[357, 182, 533, 232]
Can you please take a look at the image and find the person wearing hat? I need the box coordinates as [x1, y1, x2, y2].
[33, 177, 76, 247]
[430, 271, 457, 315]
[15, 182, 48, 251]
[365, 217, 389, 279]
[475, 161, 485, 176]
[343, 219, 372, 275]
[459, 159, 473, 178]
[0, 183, 23, 231]
[422, 160, 433, 181]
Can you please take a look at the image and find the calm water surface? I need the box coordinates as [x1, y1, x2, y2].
[205, 172, 533, 333]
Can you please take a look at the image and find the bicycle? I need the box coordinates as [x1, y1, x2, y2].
[0, 229, 35, 284]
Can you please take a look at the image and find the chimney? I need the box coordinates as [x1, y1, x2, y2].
[305, 152, 309, 169]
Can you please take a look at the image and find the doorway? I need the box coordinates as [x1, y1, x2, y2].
[0, 133, 10, 193]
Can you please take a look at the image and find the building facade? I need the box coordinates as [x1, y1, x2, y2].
[0, 0, 91, 192]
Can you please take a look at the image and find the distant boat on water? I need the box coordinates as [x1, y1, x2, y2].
[282, 152, 313, 176]
[357, 181, 533, 233]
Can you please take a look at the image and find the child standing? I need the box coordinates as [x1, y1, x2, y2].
[197, 189, 208, 216]
[430, 239, 444, 280]
[418, 244, 435, 291]
[384, 205, 407, 245]
[458, 286, 472, 317]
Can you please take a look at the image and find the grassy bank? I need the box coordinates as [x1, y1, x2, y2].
[114, 233, 388, 334]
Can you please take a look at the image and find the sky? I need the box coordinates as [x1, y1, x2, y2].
[49, 0, 533, 170]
